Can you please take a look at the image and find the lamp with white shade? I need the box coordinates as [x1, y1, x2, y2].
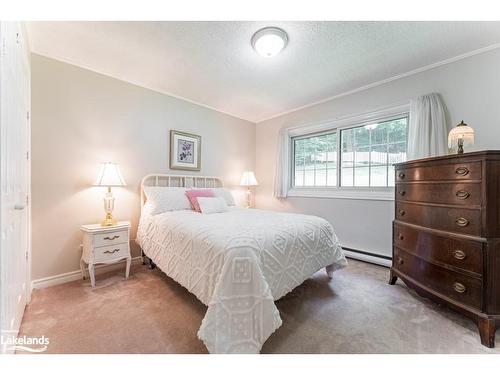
[240, 171, 258, 208]
[448, 120, 475, 154]
[94, 162, 126, 226]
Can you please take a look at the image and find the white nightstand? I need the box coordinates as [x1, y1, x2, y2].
[80, 221, 131, 287]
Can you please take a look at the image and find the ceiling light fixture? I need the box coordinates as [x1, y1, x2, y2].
[251, 27, 288, 57]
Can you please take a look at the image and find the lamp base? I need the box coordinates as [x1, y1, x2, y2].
[101, 187, 117, 226]
[457, 138, 464, 154]
[246, 186, 252, 209]
[101, 213, 117, 227]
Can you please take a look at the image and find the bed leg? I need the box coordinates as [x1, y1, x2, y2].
[149, 257, 156, 270]
[141, 249, 146, 265]
[326, 264, 334, 280]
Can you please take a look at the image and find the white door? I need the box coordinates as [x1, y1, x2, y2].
[0, 21, 31, 354]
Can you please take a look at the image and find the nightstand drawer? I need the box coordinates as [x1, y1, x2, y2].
[94, 229, 128, 247]
[94, 242, 129, 262]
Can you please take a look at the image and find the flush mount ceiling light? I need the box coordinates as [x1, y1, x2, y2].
[251, 27, 288, 57]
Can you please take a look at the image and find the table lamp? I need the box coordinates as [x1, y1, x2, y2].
[94, 162, 126, 226]
[448, 120, 475, 154]
[240, 171, 258, 208]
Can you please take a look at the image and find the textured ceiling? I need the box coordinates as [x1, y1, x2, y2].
[27, 21, 500, 122]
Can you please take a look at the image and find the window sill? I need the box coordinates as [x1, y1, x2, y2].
[287, 187, 394, 201]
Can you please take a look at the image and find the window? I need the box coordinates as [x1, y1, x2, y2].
[340, 116, 408, 187]
[292, 113, 408, 190]
[293, 132, 337, 187]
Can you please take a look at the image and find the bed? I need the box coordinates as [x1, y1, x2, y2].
[136, 174, 347, 353]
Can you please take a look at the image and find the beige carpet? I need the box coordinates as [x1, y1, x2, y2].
[19, 259, 499, 354]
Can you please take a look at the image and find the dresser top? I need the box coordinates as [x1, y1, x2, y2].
[80, 221, 131, 233]
[395, 150, 500, 167]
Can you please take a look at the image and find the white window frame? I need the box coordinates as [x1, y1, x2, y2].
[287, 104, 410, 201]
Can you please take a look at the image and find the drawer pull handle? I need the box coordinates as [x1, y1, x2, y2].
[453, 282, 466, 293]
[398, 190, 406, 196]
[455, 217, 469, 227]
[455, 190, 470, 199]
[453, 249, 467, 260]
[398, 209, 405, 216]
[103, 249, 120, 254]
[398, 234, 404, 241]
[455, 166, 469, 176]
[398, 172, 405, 179]
[103, 235, 120, 240]
[397, 257, 404, 265]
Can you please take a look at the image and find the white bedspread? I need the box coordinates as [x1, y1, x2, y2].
[136, 207, 347, 353]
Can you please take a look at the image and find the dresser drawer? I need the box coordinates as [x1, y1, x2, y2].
[396, 182, 481, 206]
[94, 229, 128, 247]
[396, 161, 481, 182]
[393, 247, 482, 310]
[94, 242, 129, 262]
[396, 202, 481, 236]
[394, 223, 483, 275]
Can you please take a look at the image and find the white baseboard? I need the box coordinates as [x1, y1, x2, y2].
[32, 256, 143, 289]
[343, 249, 391, 267]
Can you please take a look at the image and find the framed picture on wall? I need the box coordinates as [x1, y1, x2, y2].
[169, 130, 201, 171]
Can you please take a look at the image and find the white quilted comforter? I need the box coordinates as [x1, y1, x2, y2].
[136, 207, 347, 353]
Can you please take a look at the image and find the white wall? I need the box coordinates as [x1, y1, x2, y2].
[31, 54, 256, 281]
[255, 48, 500, 259]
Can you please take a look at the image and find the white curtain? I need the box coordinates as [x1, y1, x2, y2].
[273, 128, 290, 198]
[407, 93, 448, 160]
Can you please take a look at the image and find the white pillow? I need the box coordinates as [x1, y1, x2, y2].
[143, 186, 191, 215]
[213, 188, 236, 206]
[197, 197, 228, 214]
[141, 201, 156, 216]
[188, 188, 235, 206]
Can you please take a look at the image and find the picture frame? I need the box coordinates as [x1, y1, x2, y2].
[169, 130, 201, 171]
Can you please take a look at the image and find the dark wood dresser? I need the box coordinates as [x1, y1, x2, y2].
[390, 150, 500, 347]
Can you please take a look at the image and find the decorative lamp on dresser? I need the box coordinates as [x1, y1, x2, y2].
[80, 221, 132, 287]
[390, 151, 500, 348]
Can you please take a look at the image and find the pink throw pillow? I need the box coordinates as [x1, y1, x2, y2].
[185, 189, 215, 212]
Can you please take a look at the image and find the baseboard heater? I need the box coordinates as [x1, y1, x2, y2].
[341, 246, 391, 267]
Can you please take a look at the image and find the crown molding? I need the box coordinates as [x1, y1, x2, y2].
[256, 42, 500, 123]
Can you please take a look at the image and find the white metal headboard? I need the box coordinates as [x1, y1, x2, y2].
[140, 174, 224, 208]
